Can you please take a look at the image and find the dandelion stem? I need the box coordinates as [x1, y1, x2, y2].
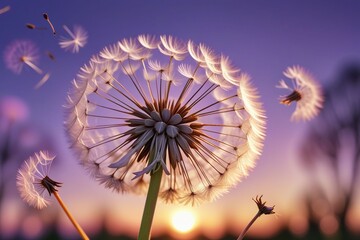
[23, 60, 43, 74]
[138, 167, 163, 240]
[237, 211, 262, 240]
[53, 191, 89, 240]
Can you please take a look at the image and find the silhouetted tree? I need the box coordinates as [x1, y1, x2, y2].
[300, 63, 360, 239]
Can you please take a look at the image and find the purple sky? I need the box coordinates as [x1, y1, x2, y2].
[1, 0, 360, 238]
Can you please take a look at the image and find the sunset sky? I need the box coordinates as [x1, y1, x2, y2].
[1, 0, 360, 239]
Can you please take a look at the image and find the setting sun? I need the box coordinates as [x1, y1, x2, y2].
[171, 210, 196, 233]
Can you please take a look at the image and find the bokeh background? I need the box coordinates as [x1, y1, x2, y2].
[1, 0, 360, 239]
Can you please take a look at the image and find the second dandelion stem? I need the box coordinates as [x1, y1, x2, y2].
[53, 191, 89, 240]
[138, 167, 163, 240]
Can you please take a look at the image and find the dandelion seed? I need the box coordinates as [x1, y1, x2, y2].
[59, 25, 88, 53]
[3, 40, 43, 74]
[277, 65, 323, 121]
[43, 13, 56, 35]
[0, 5, 10, 15]
[16, 151, 58, 209]
[237, 195, 275, 240]
[138, 34, 160, 49]
[46, 51, 55, 61]
[34, 73, 51, 89]
[65, 34, 266, 205]
[26, 23, 36, 29]
[16, 151, 89, 240]
[26, 23, 47, 30]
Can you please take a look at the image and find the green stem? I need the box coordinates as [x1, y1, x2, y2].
[138, 168, 163, 240]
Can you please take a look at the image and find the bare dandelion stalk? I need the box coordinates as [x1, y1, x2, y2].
[237, 195, 275, 240]
[237, 211, 262, 240]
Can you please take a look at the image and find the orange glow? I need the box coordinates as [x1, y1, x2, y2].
[346, 206, 360, 234]
[320, 215, 339, 236]
[22, 215, 43, 238]
[289, 215, 308, 236]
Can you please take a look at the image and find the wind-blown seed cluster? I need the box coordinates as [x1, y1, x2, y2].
[277, 66, 323, 121]
[65, 35, 266, 205]
[16, 151, 58, 209]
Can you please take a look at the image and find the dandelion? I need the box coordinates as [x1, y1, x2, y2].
[59, 25, 88, 53]
[237, 195, 275, 240]
[3, 40, 43, 74]
[277, 65, 323, 121]
[65, 34, 266, 238]
[43, 13, 56, 35]
[34, 73, 51, 89]
[16, 151, 89, 240]
[0, 5, 10, 15]
[46, 51, 56, 61]
[26, 23, 47, 30]
[26, 23, 36, 29]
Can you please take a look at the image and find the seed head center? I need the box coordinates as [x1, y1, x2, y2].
[149, 108, 187, 138]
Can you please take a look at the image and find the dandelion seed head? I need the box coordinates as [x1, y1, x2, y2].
[16, 151, 60, 209]
[277, 65, 323, 121]
[59, 25, 88, 53]
[65, 35, 266, 205]
[3, 40, 40, 74]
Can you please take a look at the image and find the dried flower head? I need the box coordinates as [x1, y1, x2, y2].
[65, 34, 266, 205]
[59, 25, 88, 53]
[277, 65, 323, 121]
[253, 195, 275, 215]
[3, 40, 43, 74]
[237, 195, 275, 240]
[16, 151, 61, 209]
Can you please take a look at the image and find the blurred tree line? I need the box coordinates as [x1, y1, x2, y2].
[300, 63, 360, 240]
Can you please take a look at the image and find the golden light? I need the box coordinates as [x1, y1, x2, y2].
[171, 210, 196, 233]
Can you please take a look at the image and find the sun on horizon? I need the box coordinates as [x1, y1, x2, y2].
[171, 210, 196, 233]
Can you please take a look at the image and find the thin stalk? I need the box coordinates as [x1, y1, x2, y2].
[53, 191, 89, 240]
[237, 211, 262, 240]
[24, 60, 43, 74]
[138, 168, 163, 240]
